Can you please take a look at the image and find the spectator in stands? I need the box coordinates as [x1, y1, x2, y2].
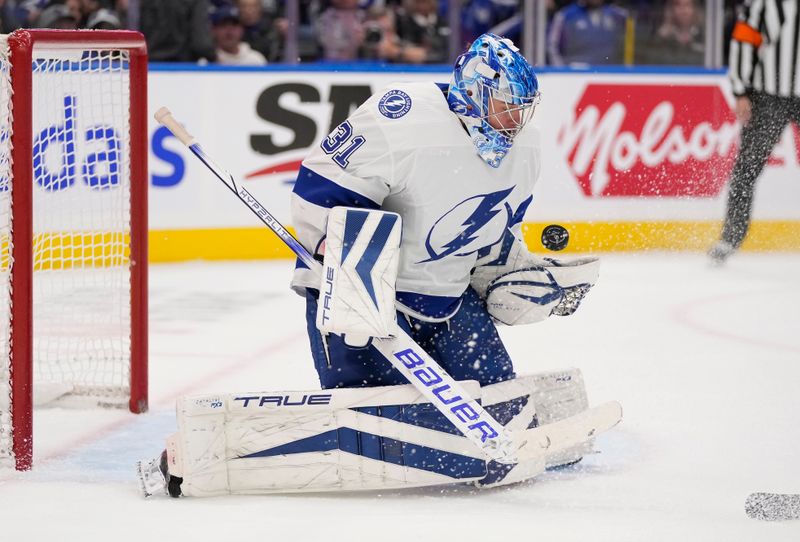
[85, 7, 122, 29]
[114, 0, 129, 27]
[359, 5, 445, 64]
[18, 0, 48, 27]
[547, 0, 628, 66]
[356, 6, 423, 63]
[316, 0, 366, 61]
[40, 0, 83, 24]
[0, 0, 21, 33]
[77, 0, 102, 27]
[636, 0, 704, 65]
[359, 6, 398, 60]
[395, 0, 449, 63]
[34, 3, 79, 28]
[237, 0, 283, 62]
[546, 0, 559, 18]
[210, 3, 268, 64]
[461, 0, 520, 46]
[289, 0, 325, 61]
[139, 0, 217, 62]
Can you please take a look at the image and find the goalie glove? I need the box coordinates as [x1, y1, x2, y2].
[544, 257, 600, 316]
[317, 207, 402, 340]
[471, 241, 599, 325]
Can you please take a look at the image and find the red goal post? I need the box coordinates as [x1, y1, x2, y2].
[0, 30, 148, 471]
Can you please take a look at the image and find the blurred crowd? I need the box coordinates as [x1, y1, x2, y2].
[0, 0, 742, 66]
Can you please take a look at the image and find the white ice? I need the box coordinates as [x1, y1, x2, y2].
[1, 254, 799, 541]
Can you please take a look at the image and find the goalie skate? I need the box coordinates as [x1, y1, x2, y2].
[137, 448, 184, 498]
[136, 451, 168, 498]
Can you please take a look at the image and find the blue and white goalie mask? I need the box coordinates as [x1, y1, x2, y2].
[448, 33, 540, 168]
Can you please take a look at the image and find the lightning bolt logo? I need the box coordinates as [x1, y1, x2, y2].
[378, 90, 412, 119]
[383, 96, 405, 110]
[420, 187, 514, 262]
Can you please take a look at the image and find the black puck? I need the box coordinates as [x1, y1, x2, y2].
[541, 224, 569, 251]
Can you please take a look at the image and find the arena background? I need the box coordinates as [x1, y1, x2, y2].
[146, 64, 800, 261]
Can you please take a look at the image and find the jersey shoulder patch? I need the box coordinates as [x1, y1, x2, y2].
[377, 89, 413, 119]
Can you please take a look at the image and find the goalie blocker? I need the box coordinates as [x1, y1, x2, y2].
[316, 207, 402, 343]
[138, 369, 601, 497]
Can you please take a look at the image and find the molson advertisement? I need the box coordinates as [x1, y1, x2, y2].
[147, 68, 800, 260]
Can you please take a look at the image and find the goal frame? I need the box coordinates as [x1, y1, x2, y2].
[5, 29, 149, 471]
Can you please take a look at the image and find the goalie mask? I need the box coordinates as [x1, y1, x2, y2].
[448, 33, 540, 168]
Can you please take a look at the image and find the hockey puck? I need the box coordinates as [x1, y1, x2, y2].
[745, 492, 800, 521]
[541, 224, 569, 251]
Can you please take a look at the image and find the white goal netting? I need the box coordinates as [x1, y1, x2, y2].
[0, 37, 135, 467]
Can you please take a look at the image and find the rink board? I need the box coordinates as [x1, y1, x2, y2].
[141, 65, 800, 258]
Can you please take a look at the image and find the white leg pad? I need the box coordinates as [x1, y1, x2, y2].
[526, 368, 592, 468]
[476, 368, 591, 488]
[174, 383, 488, 496]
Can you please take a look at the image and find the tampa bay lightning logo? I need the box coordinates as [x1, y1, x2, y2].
[378, 90, 412, 119]
[420, 187, 515, 262]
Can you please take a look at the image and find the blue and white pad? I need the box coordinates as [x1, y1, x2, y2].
[172, 382, 488, 496]
[476, 368, 590, 488]
[317, 207, 402, 339]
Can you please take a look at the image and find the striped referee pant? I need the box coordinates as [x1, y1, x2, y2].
[721, 92, 800, 248]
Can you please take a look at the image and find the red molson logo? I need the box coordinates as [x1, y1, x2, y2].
[560, 84, 739, 197]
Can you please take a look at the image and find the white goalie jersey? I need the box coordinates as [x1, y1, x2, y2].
[291, 81, 541, 321]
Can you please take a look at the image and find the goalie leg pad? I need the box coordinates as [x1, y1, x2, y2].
[527, 368, 592, 469]
[173, 383, 488, 496]
[475, 368, 591, 488]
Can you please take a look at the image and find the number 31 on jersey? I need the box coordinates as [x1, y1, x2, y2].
[321, 121, 365, 169]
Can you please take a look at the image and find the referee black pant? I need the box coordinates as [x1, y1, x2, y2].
[721, 92, 800, 248]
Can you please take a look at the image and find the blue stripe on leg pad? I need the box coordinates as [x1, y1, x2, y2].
[241, 426, 485, 479]
[355, 403, 462, 436]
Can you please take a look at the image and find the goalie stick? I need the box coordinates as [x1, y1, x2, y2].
[154, 107, 622, 465]
[745, 493, 800, 521]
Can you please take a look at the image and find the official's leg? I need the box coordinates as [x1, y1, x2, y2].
[790, 96, 800, 133]
[720, 93, 791, 250]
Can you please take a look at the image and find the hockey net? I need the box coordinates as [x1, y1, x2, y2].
[0, 30, 148, 471]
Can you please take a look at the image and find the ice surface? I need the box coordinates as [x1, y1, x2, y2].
[1, 254, 799, 541]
